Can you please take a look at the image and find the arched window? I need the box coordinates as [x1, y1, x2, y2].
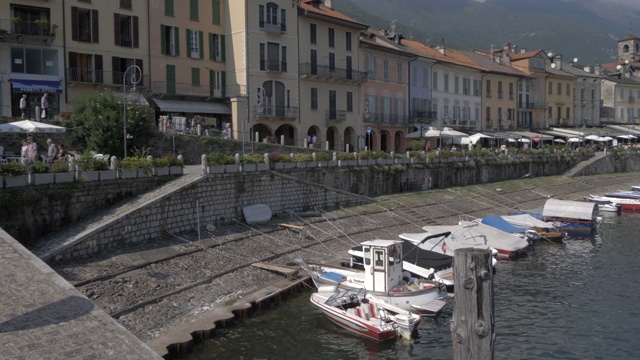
[623, 44, 630, 53]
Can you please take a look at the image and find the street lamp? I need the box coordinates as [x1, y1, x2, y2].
[123, 64, 142, 158]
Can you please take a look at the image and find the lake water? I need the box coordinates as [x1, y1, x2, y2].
[187, 212, 640, 360]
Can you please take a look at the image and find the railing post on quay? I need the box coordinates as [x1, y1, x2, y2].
[451, 248, 495, 360]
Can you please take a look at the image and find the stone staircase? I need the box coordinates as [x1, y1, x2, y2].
[563, 151, 607, 177]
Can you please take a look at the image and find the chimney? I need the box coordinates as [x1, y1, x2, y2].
[438, 46, 446, 56]
[554, 54, 562, 70]
[325, 0, 333, 9]
[583, 65, 592, 73]
[520, 48, 526, 53]
[503, 42, 511, 52]
[594, 64, 601, 76]
[502, 50, 510, 65]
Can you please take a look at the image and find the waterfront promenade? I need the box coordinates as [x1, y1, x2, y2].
[0, 228, 161, 360]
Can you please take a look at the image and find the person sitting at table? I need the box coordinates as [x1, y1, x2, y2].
[57, 143, 68, 159]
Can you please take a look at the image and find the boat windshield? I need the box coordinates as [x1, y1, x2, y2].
[326, 286, 366, 307]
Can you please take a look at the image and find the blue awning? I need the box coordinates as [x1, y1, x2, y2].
[11, 79, 63, 94]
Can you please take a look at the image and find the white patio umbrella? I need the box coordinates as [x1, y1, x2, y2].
[517, 138, 531, 143]
[553, 138, 566, 143]
[585, 134, 600, 141]
[617, 134, 638, 139]
[0, 120, 66, 133]
[507, 138, 517, 143]
[568, 137, 583, 143]
[601, 136, 614, 141]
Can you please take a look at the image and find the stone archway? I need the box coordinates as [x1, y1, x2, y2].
[380, 130, 390, 152]
[250, 123, 273, 143]
[394, 130, 404, 152]
[343, 127, 356, 152]
[275, 124, 297, 146]
[326, 126, 339, 150]
[307, 125, 322, 148]
[365, 129, 377, 151]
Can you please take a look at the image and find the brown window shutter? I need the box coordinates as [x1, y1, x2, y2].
[135, 59, 144, 86]
[95, 54, 103, 84]
[114, 14, 120, 46]
[112, 56, 121, 84]
[68, 52, 77, 81]
[133, 16, 139, 48]
[92, 10, 99, 43]
[71, 7, 79, 41]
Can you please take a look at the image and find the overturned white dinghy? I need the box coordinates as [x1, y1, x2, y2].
[242, 204, 272, 224]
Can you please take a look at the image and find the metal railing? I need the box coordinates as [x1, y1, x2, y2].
[259, 21, 286, 33]
[363, 113, 409, 124]
[325, 110, 346, 122]
[410, 110, 438, 120]
[67, 68, 148, 88]
[152, 81, 225, 98]
[254, 105, 298, 119]
[299, 63, 367, 82]
[0, 18, 55, 38]
[261, 60, 287, 72]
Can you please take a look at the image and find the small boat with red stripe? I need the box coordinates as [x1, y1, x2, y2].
[310, 285, 421, 342]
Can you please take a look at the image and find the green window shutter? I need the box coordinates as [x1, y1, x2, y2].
[186, 29, 191, 58]
[192, 67, 200, 86]
[165, 0, 174, 16]
[212, 0, 221, 25]
[221, 71, 226, 97]
[174, 27, 180, 56]
[199, 31, 204, 59]
[160, 25, 166, 55]
[166, 64, 176, 95]
[208, 33, 214, 60]
[209, 69, 215, 97]
[190, 0, 198, 21]
[221, 35, 226, 62]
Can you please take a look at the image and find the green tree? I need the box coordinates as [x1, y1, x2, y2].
[67, 90, 154, 157]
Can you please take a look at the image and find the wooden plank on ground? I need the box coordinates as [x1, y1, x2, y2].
[252, 262, 299, 277]
[279, 223, 305, 230]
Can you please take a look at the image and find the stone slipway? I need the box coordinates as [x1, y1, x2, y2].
[0, 227, 161, 360]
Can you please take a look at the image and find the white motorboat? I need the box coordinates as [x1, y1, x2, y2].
[417, 222, 530, 259]
[299, 239, 448, 316]
[310, 285, 421, 342]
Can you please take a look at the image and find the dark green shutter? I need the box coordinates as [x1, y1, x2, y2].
[190, 0, 198, 21]
[174, 27, 180, 56]
[167, 64, 175, 94]
[208, 33, 214, 60]
[160, 25, 166, 55]
[186, 29, 191, 58]
[212, 0, 220, 25]
[209, 69, 215, 97]
[192, 67, 200, 86]
[165, 0, 174, 16]
[221, 71, 226, 97]
[199, 31, 204, 59]
[221, 35, 225, 62]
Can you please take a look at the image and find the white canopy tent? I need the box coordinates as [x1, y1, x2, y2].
[0, 120, 66, 133]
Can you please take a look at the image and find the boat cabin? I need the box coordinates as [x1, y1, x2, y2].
[360, 239, 404, 293]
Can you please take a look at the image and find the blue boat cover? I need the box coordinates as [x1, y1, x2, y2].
[320, 272, 346, 283]
[481, 215, 527, 234]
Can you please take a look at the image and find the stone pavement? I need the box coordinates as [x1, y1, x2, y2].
[0, 228, 161, 360]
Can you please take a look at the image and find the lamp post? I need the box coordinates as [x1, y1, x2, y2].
[123, 64, 142, 159]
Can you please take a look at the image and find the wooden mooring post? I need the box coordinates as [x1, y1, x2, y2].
[451, 248, 495, 360]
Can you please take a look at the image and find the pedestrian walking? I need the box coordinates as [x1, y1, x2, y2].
[46, 138, 58, 164]
[41, 93, 48, 119]
[20, 94, 27, 119]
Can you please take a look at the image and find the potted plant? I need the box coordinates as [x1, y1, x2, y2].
[207, 152, 236, 173]
[29, 162, 54, 185]
[240, 153, 264, 172]
[315, 151, 332, 167]
[0, 162, 27, 188]
[151, 157, 170, 176]
[119, 157, 151, 179]
[34, 19, 50, 35]
[270, 152, 293, 170]
[293, 153, 314, 168]
[11, 17, 22, 34]
[76, 152, 109, 181]
[51, 159, 74, 183]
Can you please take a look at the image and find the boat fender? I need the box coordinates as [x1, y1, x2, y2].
[441, 241, 447, 254]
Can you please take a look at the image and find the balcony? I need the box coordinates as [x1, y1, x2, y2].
[254, 105, 298, 120]
[0, 18, 57, 43]
[629, 97, 635, 103]
[259, 21, 286, 34]
[152, 81, 225, 98]
[410, 110, 438, 121]
[67, 68, 148, 88]
[299, 63, 367, 83]
[325, 110, 346, 122]
[261, 60, 287, 73]
[497, 91, 504, 99]
[486, 89, 492, 98]
[363, 113, 409, 125]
